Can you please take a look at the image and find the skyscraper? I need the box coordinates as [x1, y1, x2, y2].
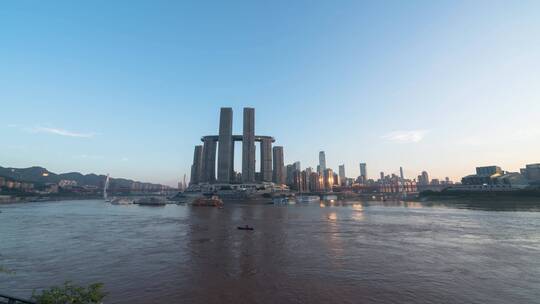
[338, 164, 346, 185]
[399, 167, 404, 180]
[420, 171, 429, 185]
[293, 161, 301, 171]
[217, 108, 233, 183]
[359, 163, 367, 182]
[190, 145, 203, 185]
[242, 107, 256, 183]
[318, 151, 326, 174]
[272, 146, 285, 185]
[323, 168, 334, 192]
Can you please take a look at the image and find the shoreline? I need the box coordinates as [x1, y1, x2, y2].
[0, 196, 102, 205]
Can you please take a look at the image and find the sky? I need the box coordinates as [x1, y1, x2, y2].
[1, 0, 540, 186]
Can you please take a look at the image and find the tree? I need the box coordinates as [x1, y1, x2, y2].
[32, 282, 106, 304]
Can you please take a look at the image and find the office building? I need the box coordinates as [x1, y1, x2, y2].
[319, 151, 326, 174]
[338, 164, 346, 186]
[273, 146, 285, 185]
[359, 163, 367, 182]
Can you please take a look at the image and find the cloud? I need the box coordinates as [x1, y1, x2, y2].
[31, 126, 95, 138]
[382, 130, 428, 143]
[120, 157, 129, 161]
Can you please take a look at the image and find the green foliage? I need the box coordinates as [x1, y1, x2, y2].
[32, 281, 106, 304]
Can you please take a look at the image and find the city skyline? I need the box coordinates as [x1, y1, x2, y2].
[2, 1, 540, 186]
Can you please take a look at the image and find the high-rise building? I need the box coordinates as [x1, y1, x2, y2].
[309, 172, 323, 192]
[260, 138, 273, 182]
[201, 138, 217, 183]
[380, 171, 384, 181]
[285, 164, 295, 186]
[420, 171, 429, 185]
[324, 168, 334, 191]
[272, 146, 285, 185]
[217, 108, 233, 183]
[300, 170, 309, 192]
[338, 164, 346, 186]
[399, 167, 404, 180]
[319, 151, 326, 174]
[359, 163, 367, 182]
[190, 145, 203, 185]
[242, 107, 256, 183]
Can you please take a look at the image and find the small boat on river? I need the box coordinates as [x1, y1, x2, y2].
[237, 225, 254, 231]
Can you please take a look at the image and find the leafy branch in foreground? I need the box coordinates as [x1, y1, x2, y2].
[32, 281, 106, 304]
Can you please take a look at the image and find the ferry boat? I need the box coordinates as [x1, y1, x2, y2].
[191, 195, 224, 207]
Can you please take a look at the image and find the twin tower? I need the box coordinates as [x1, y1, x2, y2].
[190, 107, 284, 185]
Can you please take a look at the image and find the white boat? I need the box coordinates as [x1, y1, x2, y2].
[297, 195, 320, 203]
[322, 194, 338, 202]
[110, 197, 133, 205]
[272, 195, 296, 205]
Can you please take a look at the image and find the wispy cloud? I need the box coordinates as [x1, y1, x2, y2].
[30, 126, 95, 138]
[120, 157, 129, 162]
[382, 130, 428, 143]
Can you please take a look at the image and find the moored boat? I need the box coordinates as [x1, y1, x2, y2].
[297, 195, 320, 203]
[134, 197, 167, 206]
[191, 195, 224, 207]
[110, 197, 133, 205]
[272, 194, 296, 205]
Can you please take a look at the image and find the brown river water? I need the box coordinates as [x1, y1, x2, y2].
[1, 199, 540, 303]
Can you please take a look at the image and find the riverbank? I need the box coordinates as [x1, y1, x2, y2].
[0, 195, 101, 205]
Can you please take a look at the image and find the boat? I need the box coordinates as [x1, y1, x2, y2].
[272, 195, 296, 205]
[110, 197, 133, 205]
[297, 195, 320, 203]
[191, 195, 224, 207]
[322, 194, 338, 202]
[237, 225, 254, 231]
[134, 197, 167, 206]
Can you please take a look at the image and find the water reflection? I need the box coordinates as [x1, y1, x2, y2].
[351, 204, 364, 221]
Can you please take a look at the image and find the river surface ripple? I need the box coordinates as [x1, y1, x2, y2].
[1, 200, 540, 304]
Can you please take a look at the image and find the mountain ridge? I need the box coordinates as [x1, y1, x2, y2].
[0, 165, 168, 189]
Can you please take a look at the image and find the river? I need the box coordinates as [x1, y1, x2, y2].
[1, 199, 539, 303]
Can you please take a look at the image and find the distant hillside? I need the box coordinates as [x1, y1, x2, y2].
[0, 165, 167, 190]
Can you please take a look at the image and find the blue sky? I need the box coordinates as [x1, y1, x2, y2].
[1, 0, 540, 186]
